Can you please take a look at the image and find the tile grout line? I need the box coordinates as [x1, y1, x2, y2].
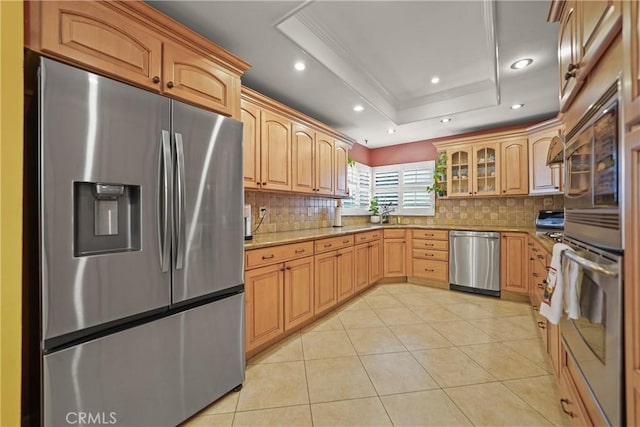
[298, 330, 315, 427]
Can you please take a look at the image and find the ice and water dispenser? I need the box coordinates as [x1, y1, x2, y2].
[74, 182, 141, 256]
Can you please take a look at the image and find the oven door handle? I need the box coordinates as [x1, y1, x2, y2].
[562, 250, 618, 278]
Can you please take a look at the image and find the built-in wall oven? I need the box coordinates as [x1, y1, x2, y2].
[562, 80, 624, 426]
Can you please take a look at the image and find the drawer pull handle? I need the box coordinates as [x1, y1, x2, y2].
[560, 399, 575, 418]
[532, 272, 539, 277]
[262, 254, 275, 260]
[425, 233, 434, 237]
[324, 244, 332, 248]
[537, 321, 546, 330]
[425, 243, 434, 247]
[336, 253, 342, 257]
[537, 283, 544, 289]
[532, 305, 538, 311]
[427, 254, 434, 257]
[286, 266, 291, 270]
[295, 249, 305, 254]
[537, 254, 544, 260]
[424, 268, 435, 272]
[280, 267, 285, 272]
[343, 240, 350, 243]
[360, 236, 367, 240]
[373, 234, 378, 238]
[530, 257, 535, 261]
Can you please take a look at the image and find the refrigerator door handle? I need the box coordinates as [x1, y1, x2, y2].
[159, 130, 172, 273]
[175, 132, 186, 270]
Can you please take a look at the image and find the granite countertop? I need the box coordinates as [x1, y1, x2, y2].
[245, 223, 556, 252]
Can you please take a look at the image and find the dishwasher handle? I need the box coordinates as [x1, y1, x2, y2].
[449, 230, 500, 239]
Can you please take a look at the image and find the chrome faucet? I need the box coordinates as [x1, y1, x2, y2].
[380, 204, 395, 223]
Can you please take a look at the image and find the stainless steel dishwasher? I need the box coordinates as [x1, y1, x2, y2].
[449, 231, 500, 297]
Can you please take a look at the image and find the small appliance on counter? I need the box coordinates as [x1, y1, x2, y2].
[333, 199, 343, 227]
[244, 204, 253, 240]
[535, 210, 564, 230]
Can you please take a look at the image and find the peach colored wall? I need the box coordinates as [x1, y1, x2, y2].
[348, 142, 371, 165]
[369, 139, 438, 167]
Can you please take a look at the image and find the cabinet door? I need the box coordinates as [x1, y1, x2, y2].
[244, 264, 284, 352]
[334, 141, 350, 197]
[314, 252, 337, 314]
[336, 247, 355, 302]
[292, 123, 315, 194]
[530, 135, 562, 194]
[369, 240, 383, 285]
[40, 1, 163, 91]
[500, 233, 529, 294]
[284, 256, 314, 331]
[446, 147, 472, 197]
[261, 110, 292, 191]
[473, 143, 501, 196]
[559, 1, 581, 112]
[354, 243, 370, 292]
[580, 1, 622, 74]
[315, 133, 335, 195]
[241, 100, 261, 190]
[623, 0, 640, 126]
[501, 138, 528, 195]
[163, 40, 239, 117]
[384, 239, 406, 277]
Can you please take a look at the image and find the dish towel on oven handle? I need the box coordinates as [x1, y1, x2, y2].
[539, 243, 582, 324]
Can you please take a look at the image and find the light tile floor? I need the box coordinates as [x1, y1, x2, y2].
[184, 283, 569, 427]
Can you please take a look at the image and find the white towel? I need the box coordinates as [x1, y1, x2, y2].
[563, 252, 583, 320]
[539, 243, 572, 324]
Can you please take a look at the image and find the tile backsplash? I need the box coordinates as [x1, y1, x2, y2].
[245, 191, 564, 233]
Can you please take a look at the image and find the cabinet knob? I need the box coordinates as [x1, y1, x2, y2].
[280, 267, 285, 272]
[167, 81, 175, 89]
[469, 192, 472, 195]
[567, 63, 578, 72]
[538, 283, 544, 289]
[152, 76, 160, 84]
[262, 182, 267, 186]
[502, 190, 506, 193]
[537, 321, 546, 330]
[286, 266, 291, 270]
[564, 71, 576, 81]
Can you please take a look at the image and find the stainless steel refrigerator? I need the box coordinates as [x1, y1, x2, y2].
[38, 58, 245, 426]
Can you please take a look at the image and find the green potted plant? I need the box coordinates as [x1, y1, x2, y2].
[369, 197, 380, 223]
[347, 155, 356, 167]
[426, 152, 447, 197]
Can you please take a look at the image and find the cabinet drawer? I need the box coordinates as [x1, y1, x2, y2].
[245, 241, 314, 269]
[314, 235, 354, 254]
[354, 230, 382, 244]
[412, 239, 448, 251]
[412, 249, 448, 261]
[411, 259, 448, 282]
[383, 229, 406, 239]
[412, 229, 448, 241]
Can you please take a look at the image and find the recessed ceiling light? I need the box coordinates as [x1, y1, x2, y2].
[353, 105, 364, 112]
[440, 118, 452, 123]
[386, 128, 396, 134]
[431, 76, 440, 84]
[510, 58, 533, 69]
[511, 103, 524, 110]
[294, 61, 306, 71]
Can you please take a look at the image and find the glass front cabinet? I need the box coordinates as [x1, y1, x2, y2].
[446, 143, 501, 197]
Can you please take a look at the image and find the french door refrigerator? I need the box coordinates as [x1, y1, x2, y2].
[38, 58, 245, 426]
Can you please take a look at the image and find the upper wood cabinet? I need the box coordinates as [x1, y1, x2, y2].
[315, 132, 335, 195]
[473, 143, 501, 196]
[241, 100, 261, 190]
[550, 0, 622, 112]
[500, 138, 528, 196]
[334, 141, 350, 197]
[500, 233, 529, 294]
[162, 41, 239, 117]
[623, 0, 640, 127]
[241, 88, 355, 197]
[446, 147, 473, 197]
[261, 110, 292, 192]
[527, 119, 564, 195]
[26, 1, 249, 118]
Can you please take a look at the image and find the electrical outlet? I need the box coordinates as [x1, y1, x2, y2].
[259, 207, 267, 218]
[307, 207, 313, 216]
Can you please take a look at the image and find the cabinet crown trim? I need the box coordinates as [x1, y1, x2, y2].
[433, 128, 528, 150]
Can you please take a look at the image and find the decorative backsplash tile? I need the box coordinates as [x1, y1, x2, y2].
[245, 191, 564, 233]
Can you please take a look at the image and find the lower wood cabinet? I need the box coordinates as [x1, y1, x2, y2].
[354, 240, 382, 292]
[500, 232, 529, 294]
[244, 264, 284, 352]
[336, 247, 355, 302]
[284, 256, 314, 331]
[383, 229, 407, 277]
[314, 251, 338, 315]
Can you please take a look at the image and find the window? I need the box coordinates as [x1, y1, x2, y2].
[373, 161, 435, 216]
[343, 162, 371, 214]
[343, 160, 436, 216]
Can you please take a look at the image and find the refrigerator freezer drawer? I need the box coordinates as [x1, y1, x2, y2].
[43, 293, 245, 426]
